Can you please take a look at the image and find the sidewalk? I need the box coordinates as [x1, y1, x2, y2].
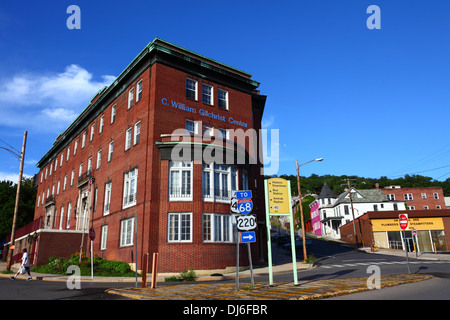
[1, 245, 445, 300]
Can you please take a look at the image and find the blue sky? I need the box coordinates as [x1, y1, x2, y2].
[0, 0, 449, 183]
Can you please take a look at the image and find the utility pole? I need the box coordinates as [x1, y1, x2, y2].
[6, 131, 28, 271]
[342, 178, 358, 248]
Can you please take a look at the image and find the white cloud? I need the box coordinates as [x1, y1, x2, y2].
[0, 171, 32, 183]
[0, 65, 115, 132]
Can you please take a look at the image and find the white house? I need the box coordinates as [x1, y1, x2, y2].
[320, 185, 405, 239]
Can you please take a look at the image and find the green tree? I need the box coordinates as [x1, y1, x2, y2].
[0, 177, 37, 240]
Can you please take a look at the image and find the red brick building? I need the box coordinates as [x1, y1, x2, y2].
[31, 38, 267, 272]
[381, 186, 446, 210]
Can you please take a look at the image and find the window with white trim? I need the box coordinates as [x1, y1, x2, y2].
[202, 83, 213, 105]
[169, 161, 192, 200]
[111, 104, 116, 124]
[120, 217, 135, 247]
[71, 170, 75, 186]
[96, 150, 101, 169]
[82, 131, 86, 148]
[137, 80, 143, 102]
[101, 225, 108, 250]
[203, 213, 234, 243]
[218, 88, 228, 110]
[202, 162, 237, 202]
[134, 122, 140, 145]
[168, 212, 192, 242]
[59, 205, 65, 230]
[128, 87, 134, 109]
[108, 141, 113, 162]
[185, 119, 198, 134]
[74, 140, 78, 155]
[67, 202, 72, 228]
[123, 168, 138, 208]
[404, 193, 413, 200]
[125, 128, 132, 150]
[104, 181, 112, 215]
[186, 78, 197, 100]
[90, 124, 95, 141]
[99, 115, 104, 134]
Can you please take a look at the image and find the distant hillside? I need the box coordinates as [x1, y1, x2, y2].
[265, 174, 450, 197]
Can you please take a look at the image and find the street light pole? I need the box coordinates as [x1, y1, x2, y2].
[6, 131, 27, 271]
[296, 158, 323, 263]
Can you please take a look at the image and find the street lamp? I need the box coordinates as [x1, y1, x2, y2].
[296, 158, 323, 262]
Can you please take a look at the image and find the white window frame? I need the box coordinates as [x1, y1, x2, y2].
[202, 83, 213, 105]
[63, 175, 67, 191]
[82, 131, 86, 148]
[120, 217, 135, 247]
[101, 225, 108, 250]
[96, 150, 101, 169]
[123, 168, 138, 208]
[71, 170, 75, 186]
[136, 80, 143, 102]
[202, 162, 237, 202]
[59, 206, 65, 230]
[111, 104, 116, 124]
[104, 181, 112, 215]
[108, 141, 114, 162]
[67, 202, 72, 228]
[67, 146, 70, 161]
[128, 87, 134, 109]
[167, 212, 192, 243]
[185, 119, 198, 135]
[99, 115, 104, 134]
[186, 78, 197, 100]
[203, 213, 234, 243]
[60, 153, 63, 167]
[134, 122, 140, 145]
[218, 88, 228, 110]
[87, 157, 92, 174]
[433, 193, 439, 200]
[74, 140, 78, 155]
[90, 124, 95, 141]
[125, 128, 132, 150]
[404, 193, 413, 200]
[169, 161, 192, 201]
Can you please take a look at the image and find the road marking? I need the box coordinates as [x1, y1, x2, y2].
[319, 260, 450, 269]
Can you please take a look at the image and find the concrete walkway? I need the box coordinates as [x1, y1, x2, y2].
[1, 245, 447, 300]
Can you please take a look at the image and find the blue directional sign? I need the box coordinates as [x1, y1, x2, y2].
[240, 231, 256, 243]
[236, 190, 252, 200]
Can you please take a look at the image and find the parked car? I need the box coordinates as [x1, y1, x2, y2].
[282, 238, 312, 250]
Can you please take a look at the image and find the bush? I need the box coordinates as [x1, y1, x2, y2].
[164, 268, 197, 282]
[31, 252, 134, 277]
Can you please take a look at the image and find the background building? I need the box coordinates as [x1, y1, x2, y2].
[28, 38, 267, 273]
[381, 186, 446, 210]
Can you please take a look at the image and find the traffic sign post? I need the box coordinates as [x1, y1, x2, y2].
[399, 214, 411, 274]
[264, 178, 298, 286]
[232, 190, 256, 290]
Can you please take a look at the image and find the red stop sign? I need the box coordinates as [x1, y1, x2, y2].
[399, 214, 409, 230]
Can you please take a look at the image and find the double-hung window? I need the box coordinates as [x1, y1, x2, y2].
[128, 87, 134, 109]
[136, 80, 143, 102]
[185, 119, 198, 135]
[218, 89, 228, 110]
[123, 168, 138, 208]
[108, 141, 114, 162]
[111, 104, 116, 124]
[202, 84, 213, 105]
[186, 78, 197, 100]
[134, 122, 140, 145]
[203, 213, 234, 243]
[169, 161, 192, 200]
[100, 225, 108, 250]
[104, 181, 112, 215]
[125, 128, 132, 150]
[168, 212, 192, 242]
[203, 162, 237, 202]
[120, 217, 135, 247]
